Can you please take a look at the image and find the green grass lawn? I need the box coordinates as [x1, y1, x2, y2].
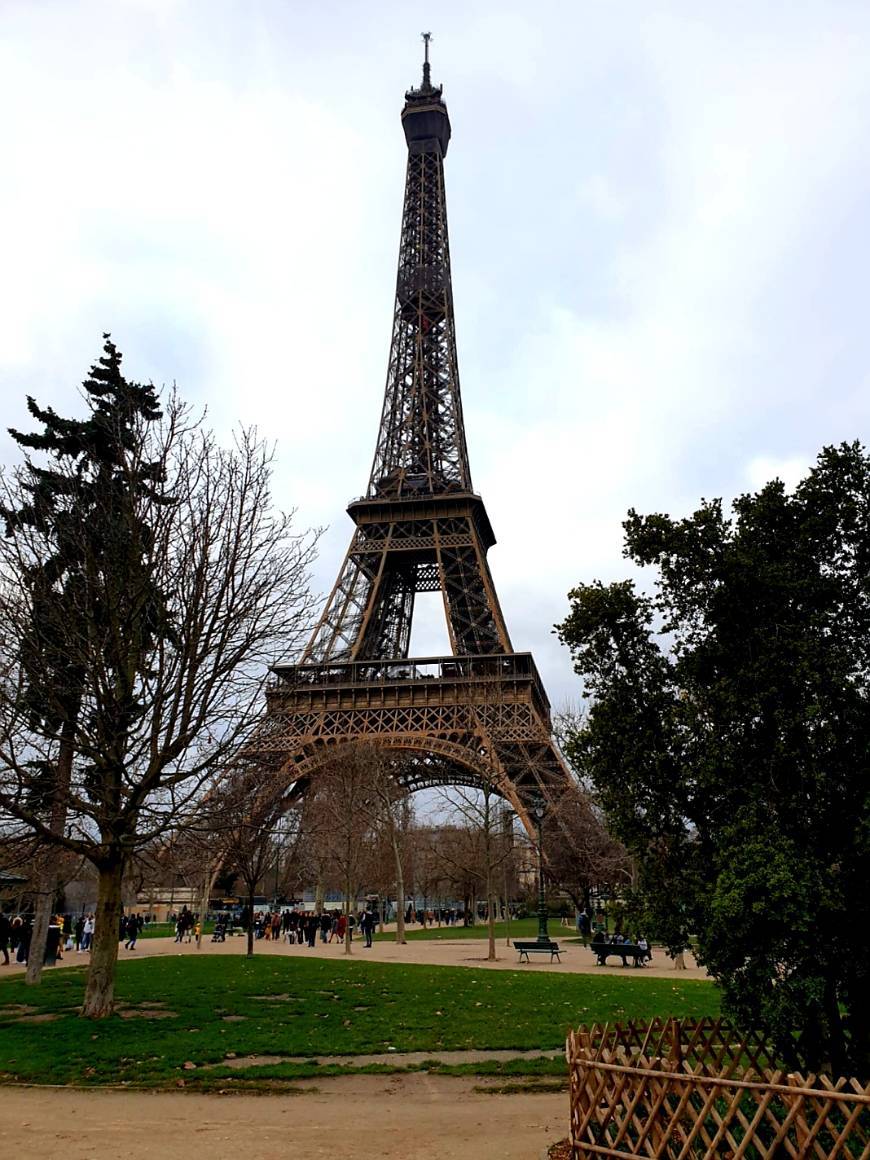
[0, 954, 718, 1089]
[375, 918, 580, 942]
[139, 921, 215, 939]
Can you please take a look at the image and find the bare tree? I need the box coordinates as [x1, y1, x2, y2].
[0, 342, 318, 1015]
[306, 745, 383, 955]
[208, 772, 296, 957]
[542, 784, 631, 919]
[365, 756, 415, 944]
[412, 827, 453, 925]
[433, 784, 515, 961]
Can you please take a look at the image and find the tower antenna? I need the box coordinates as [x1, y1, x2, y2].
[421, 30, 432, 90]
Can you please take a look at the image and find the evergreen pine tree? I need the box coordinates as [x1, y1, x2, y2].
[2, 335, 171, 985]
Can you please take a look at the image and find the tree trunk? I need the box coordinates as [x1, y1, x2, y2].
[822, 974, 847, 1076]
[343, 875, 352, 956]
[25, 725, 75, 985]
[486, 888, 496, 960]
[504, 866, 512, 947]
[246, 885, 255, 957]
[314, 878, 324, 917]
[484, 792, 496, 961]
[81, 858, 124, 1018]
[196, 864, 218, 951]
[391, 828, 406, 945]
[24, 867, 55, 986]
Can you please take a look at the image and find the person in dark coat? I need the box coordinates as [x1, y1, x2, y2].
[360, 910, 374, 948]
[16, 917, 32, 964]
[44, 923, 62, 966]
[0, 912, 10, 965]
[125, 914, 140, 950]
[305, 914, 318, 947]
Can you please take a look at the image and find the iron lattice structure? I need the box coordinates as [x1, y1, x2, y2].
[249, 48, 574, 827]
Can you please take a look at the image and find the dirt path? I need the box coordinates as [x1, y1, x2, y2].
[3, 930, 707, 980]
[0, 1074, 566, 1159]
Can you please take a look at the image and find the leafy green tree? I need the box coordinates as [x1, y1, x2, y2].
[557, 443, 870, 1077]
[0, 338, 317, 1016]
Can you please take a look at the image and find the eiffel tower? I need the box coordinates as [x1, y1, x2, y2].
[251, 40, 573, 828]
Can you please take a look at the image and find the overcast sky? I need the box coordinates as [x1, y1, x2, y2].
[3, 0, 870, 709]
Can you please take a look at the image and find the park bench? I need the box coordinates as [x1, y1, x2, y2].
[513, 939, 562, 963]
[591, 942, 650, 968]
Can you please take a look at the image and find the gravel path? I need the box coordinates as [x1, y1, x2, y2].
[2, 930, 707, 979]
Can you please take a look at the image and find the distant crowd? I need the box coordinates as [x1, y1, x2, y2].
[0, 911, 96, 966]
[241, 908, 378, 948]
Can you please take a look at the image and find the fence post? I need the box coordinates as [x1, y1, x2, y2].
[671, 1018, 683, 1069]
[786, 1073, 809, 1153]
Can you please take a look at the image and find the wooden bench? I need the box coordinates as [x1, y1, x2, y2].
[591, 942, 650, 968]
[514, 939, 562, 963]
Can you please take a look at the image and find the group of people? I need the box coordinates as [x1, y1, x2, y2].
[0, 911, 96, 966]
[0, 912, 29, 964]
[592, 928, 652, 959]
[404, 905, 464, 926]
[173, 908, 199, 943]
[247, 908, 378, 948]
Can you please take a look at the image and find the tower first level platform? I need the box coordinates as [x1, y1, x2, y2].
[250, 652, 568, 831]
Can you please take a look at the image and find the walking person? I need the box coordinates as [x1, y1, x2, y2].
[361, 909, 374, 948]
[124, 914, 140, 950]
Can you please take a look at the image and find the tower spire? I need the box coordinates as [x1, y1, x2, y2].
[421, 30, 432, 91]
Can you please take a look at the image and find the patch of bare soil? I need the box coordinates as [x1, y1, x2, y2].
[114, 1003, 178, 1020]
[117, 1009, 178, 1020]
[9, 1012, 60, 1024]
[205, 1047, 564, 1071]
[0, 1004, 38, 1015]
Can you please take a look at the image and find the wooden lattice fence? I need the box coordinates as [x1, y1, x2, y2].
[566, 1017, 870, 1159]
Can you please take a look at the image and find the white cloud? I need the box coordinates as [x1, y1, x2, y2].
[744, 455, 811, 492]
[3, 0, 870, 712]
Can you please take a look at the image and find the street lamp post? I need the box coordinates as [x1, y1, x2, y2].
[529, 794, 550, 944]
